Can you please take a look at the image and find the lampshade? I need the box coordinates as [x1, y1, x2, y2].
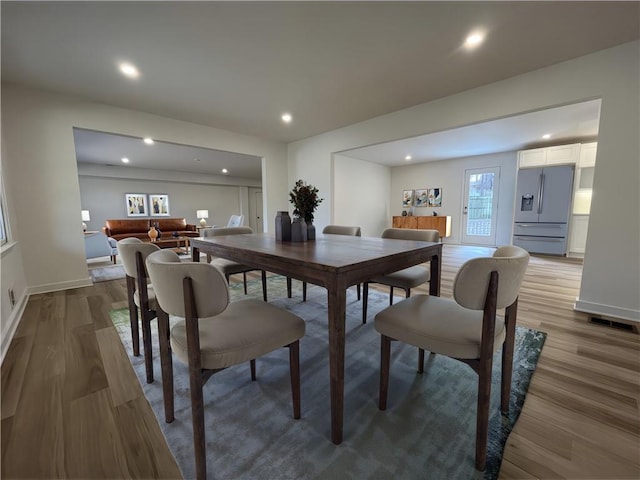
[197, 209, 209, 227]
[81, 210, 90, 231]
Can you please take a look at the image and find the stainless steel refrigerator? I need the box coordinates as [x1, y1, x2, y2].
[512, 164, 574, 255]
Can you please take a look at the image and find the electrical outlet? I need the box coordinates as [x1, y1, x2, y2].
[8, 288, 15, 308]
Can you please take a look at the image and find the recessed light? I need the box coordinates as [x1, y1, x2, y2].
[121, 157, 130, 163]
[281, 113, 292, 123]
[143, 137, 154, 145]
[119, 62, 139, 78]
[405, 155, 412, 161]
[542, 133, 551, 140]
[464, 31, 485, 49]
[222, 168, 229, 174]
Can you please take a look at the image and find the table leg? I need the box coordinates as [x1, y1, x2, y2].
[192, 247, 200, 262]
[429, 250, 441, 296]
[327, 281, 347, 444]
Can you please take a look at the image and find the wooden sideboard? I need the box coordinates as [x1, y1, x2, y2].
[392, 215, 451, 238]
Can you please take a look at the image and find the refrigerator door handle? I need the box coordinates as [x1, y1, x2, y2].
[537, 173, 545, 214]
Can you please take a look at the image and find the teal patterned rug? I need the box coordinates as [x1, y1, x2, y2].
[110, 275, 545, 479]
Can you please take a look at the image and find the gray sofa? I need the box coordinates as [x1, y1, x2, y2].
[84, 231, 118, 263]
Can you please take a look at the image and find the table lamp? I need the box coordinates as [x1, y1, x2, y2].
[196, 210, 209, 227]
[81, 210, 90, 231]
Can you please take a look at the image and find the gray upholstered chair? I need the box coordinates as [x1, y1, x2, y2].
[294, 224, 362, 301]
[145, 249, 305, 480]
[84, 231, 118, 263]
[374, 245, 530, 471]
[203, 226, 267, 301]
[362, 228, 440, 323]
[117, 238, 161, 383]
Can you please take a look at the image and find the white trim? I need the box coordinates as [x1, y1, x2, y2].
[0, 291, 29, 364]
[574, 299, 639, 323]
[0, 240, 17, 257]
[27, 277, 93, 295]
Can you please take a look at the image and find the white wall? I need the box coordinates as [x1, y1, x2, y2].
[389, 151, 517, 245]
[333, 154, 390, 236]
[288, 41, 640, 322]
[0, 84, 288, 350]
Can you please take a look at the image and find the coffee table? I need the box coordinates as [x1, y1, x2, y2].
[146, 236, 191, 255]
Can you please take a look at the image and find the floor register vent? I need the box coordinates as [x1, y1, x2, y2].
[589, 316, 638, 334]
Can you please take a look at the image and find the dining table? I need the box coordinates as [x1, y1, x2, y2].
[190, 232, 442, 444]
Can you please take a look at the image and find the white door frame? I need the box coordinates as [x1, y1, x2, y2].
[461, 166, 500, 246]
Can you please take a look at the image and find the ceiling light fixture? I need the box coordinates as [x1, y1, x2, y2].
[143, 137, 154, 145]
[222, 168, 229, 174]
[281, 113, 292, 123]
[405, 155, 412, 161]
[119, 62, 139, 78]
[464, 31, 485, 49]
[121, 157, 130, 163]
[542, 133, 551, 139]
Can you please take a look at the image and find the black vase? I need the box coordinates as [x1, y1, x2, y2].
[275, 211, 292, 241]
[291, 218, 307, 242]
[307, 222, 316, 240]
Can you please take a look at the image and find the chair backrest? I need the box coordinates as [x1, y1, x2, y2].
[453, 245, 529, 310]
[146, 249, 230, 318]
[117, 239, 160, 278]
[381, 228, 440, 242]
[202, 226, 253, 237]
[322, 225, 361, 236]
[227, 215, 244, 227]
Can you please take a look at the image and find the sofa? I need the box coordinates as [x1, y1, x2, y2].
[102, 218, 199, 247]
[84, 231, 118, 263]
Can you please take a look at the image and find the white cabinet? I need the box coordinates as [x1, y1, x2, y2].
[518, 143, 580, 168]
[568, 215, 589, 254]
[578, 142, 597, 167]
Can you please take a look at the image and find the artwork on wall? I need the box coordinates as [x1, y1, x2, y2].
[427, 188, 442, 207]
[414, 189, 429, 207]
[125, 193, 148, 217]
[402, 189, 414, 208]
[150, 194, 170, 216]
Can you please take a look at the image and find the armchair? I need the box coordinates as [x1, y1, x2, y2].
[84, 231, 118, 263]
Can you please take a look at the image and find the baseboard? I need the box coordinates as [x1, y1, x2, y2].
[574, 298, 640, 323]
[27, 277, 94, 295]
[1, 290, 30, 364]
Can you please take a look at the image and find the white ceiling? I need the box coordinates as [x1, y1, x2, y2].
[2, 2, 638, 173]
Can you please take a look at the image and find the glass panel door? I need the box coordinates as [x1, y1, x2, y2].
[462, 167, 500, 245]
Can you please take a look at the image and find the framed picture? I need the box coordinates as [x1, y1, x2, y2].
[402, 190, 414, 208]
[414, 188, 429, 207]
[427, 188, 442, 207]
[149, 194, 170, 216]
[125, 194, 148, 217]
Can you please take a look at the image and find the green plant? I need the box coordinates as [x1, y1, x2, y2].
[289, 179, 323, 223]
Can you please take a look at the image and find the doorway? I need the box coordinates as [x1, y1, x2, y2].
[462, 166, 500, 246]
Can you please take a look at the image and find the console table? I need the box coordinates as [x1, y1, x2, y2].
[392, 215, 451, 238]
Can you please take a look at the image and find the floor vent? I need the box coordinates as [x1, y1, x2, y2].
[589, 316, 638, 333]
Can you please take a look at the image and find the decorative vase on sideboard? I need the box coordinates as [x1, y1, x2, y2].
[275, 211, 292, 241]
[291, 218, 307, 242]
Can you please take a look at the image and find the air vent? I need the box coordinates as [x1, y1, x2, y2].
[589, 316, 637, 333]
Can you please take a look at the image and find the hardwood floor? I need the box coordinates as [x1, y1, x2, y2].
[1, 245, 638, 479]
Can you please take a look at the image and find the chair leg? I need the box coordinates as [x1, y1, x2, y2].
[405, 288, 411, 298]
[389, 286, 394, 305]
[188, 370, 207, 480]
[417, 348, 425, 373]
[289, 341, 301, 419]
[356, 283, 361, 300]
[475, 355, 492, 471]
[362, 282, 369, 324]
[302, 281, 307, 302]
[243, 272, 248, 295]
[261, 270, 268, 302]
[157, 308, 174, 423]
[141, 309, 154, 383]
[501, 301, 518, 413]
[379, 335, 391, 410]
[111, 255, 117, 264]
[286, 277, 292, 298]
[250, 359, 257, 381]
[125, 276, 140, 357]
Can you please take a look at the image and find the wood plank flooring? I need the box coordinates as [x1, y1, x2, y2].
[2, 245, 638, 479]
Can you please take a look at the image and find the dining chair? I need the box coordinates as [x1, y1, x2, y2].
[362, 228, 440, 323]
[202, 226, 268, 301]
[117, 238, 161, 383]
[145, 249, 305, 480]
[374, 245, 530, 471]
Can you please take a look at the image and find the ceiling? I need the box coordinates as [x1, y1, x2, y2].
[2, 2, 637, 173]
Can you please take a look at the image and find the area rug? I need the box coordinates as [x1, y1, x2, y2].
[110, 276, 546, 480]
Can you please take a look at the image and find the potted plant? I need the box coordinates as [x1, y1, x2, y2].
[289, 179, 323, 240]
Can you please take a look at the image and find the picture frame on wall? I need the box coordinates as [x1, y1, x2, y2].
[414, 188, 429, 207]
[149, 194, 170, 216]
[402, 189, 414, 208]
[427, 188, 442, 207]
[125, 193, 148, 217]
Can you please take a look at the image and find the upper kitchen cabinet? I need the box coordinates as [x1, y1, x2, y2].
[517, 143, 581, 168]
